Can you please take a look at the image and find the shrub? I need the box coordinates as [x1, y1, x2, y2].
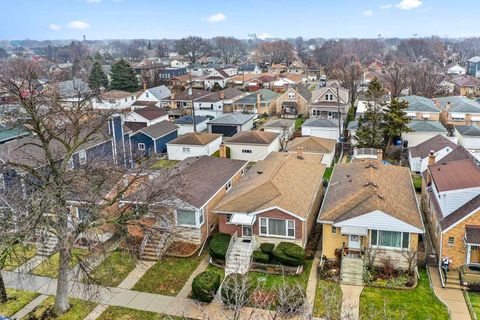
[260, 243, 274, 254]
[221, 273, 252, 306]
[209, 233, 231, 260]
[273, 242, 305, 266]
[275, 283, 306, 315]
[253, 250, 269, 264]
[192, 271, 221, 302]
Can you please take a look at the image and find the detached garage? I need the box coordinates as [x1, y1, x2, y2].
[301, 118, 339, 141]
[207, 113, 255, 137]
[455, 125, 480, 149]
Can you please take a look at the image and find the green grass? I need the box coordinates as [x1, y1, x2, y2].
[295, 117, 305, 131]
[132, 254, 205, 296]
[0, 289, 39, 317]
[24, 296, 96, 320]
[85, 250, 137, 287]
[467, 291, 480, 319]
[32, 248, 89, 278]
[412, 174, 422, 193]
[150, 160, 179, 169]
[2, 244, 37, 271]
[359, 271, 449, 320]
[248, 259, 313, 291]
[313, 280, 342, 319]
[97, 306, 183, 320]
[323, 167, 334, 180]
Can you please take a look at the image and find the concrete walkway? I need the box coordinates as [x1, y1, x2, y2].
[13, 255, 48, 274]
[177, 254, 209, 298]
[117, 260, 156, 289]
[11, 293, 49, 319]
[428, 266, 471, 320]
[305, 249, 321, 314]
[340, 284, 363, 320]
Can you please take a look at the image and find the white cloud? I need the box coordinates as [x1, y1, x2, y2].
[203, 13, 226, 23]
[396, 0, 422, 10]
[363, 10, 373, 16]
[257, 33, 272, 40]
[49, 24, 61, 31]
[67, 20, 90, 30]
[380, 4, 392, 9]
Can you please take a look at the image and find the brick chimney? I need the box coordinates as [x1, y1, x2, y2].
[219, 143, 227, 158]
[257, 91, 262, 110]
[297, 147, 304, 159]
[376, 149, 383, 161]
[143, 82, 147, 91]
[220, 91, 225, 100]
[428, 150, 436, 166]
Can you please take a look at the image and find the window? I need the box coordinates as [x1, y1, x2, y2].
[146, 92, 149, 98]
[199, 209, 204, 225]
[225, 180, 232, 191]
[325, 94, 334, 101]
[131, 96, 135, 101]
[177, 210, 197, 226]
[259, 217, 295, 238]
[448, 237, 455, 246]
[371, 230, 378, 245]
[79, 150, 87, 165]
[182, 147, 191, 153]
[332, 226, 337, 234]
[138, 143, 146, 151]
[226, 214, 232, 223]
[288, 92, 295, 99]
[242, 149, 252, 154]
[0, 174, 5, 190]
[370, 230, 409, 249]
[76, 207, 90, 222]
[67, 158, 74, 171]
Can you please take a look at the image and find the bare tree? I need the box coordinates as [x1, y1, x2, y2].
[383, 62, 409, 98]
[409, 61, 443, 98]
[332, 55, 363, 110]
[397, 38, 435, 64]
[256, 41, 295, 65]
[175, 36, 211, 64]
[214, 37, 246, 64]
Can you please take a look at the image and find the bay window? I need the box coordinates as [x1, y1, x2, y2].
[259, 217, 295, 238]
[176, 209, 204, 227]
[370, 230, 409, 249]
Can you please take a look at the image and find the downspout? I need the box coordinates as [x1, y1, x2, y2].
[199, 204, 209, 256]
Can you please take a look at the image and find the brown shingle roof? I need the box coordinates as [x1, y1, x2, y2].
[465, 224, 480, 244]
[409, 135, 458, 158]
[101, 90, 135, 99]
[319, 160, 422, 229]
[225, 131, 279, 145]
[214, 152, 326, 219]
[430, 159, 480, 192]
[287, 137, 336, 154]
[133, 106, 168, 120]
[439, 195, 480, 230]
[139, 121, 178, 139]
[168, 132, 222, 146]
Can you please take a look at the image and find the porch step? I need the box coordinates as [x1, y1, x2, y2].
[36, 233, 59, 257]
[140, 233, 170, 261]
[341, 256, 364, 286]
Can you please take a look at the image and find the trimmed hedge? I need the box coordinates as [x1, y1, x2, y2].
[192, 271, 221, 302]
[273, 242, 305, 266]
[260, 243, 274, 254]
[252, 250, 269, 264]
[221, 273, 251, 306]
[209, 233, 231, 260]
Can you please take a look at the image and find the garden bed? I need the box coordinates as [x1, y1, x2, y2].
[364, 267, 417, 290]
[165, 241, 200, 257]
[250, 261, 303, 275]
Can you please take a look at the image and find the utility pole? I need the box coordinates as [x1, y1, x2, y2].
[189, 72, 197, 133]
[336, 86, 342, 140]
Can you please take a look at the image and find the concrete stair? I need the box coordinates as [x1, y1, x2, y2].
[36, 233, 58, 256]
[444, 270, 466, 289]
[341, 256, 364, 286]
[225, 238, 253, 275]
[140, 233, 169, 261]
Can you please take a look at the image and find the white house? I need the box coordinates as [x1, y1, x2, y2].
[224, 131, 281, 162]
[455, 125, 480, 149]
[447, 63, 466, 75]
[171, 58, 190, 68]
[174, 115, 209, 135]
[93, 90, 137, 110]
[262, 118, 295, 140]
[136, 85, 171, 105]
[302, 118, 340, 141]
[408, 135, 459, 173]
[167, 133, 223, 161]
[124, 106, 169, 126]
[194, 88, 245, 118]
[238, 64, 261, 75]
[403, 120, 449, 148]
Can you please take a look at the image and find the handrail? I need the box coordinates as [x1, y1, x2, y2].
[155, 234, 166, 258]
[140, 233, 150, 256]
[225, 231, 237, 267]
[439, 265, 446, 287]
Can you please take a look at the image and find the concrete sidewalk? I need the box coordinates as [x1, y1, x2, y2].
[177, 254, 209, 298]
[305, 249, 321, 314]
[340, 284, 363, 320]
[11, 294, 49, 319]
[117, 260, 156, 289]
[428, 266, 471, 320]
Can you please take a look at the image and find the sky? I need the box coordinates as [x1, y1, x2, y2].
[1, 0, 480, 40]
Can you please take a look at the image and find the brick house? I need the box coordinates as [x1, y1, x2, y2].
[275, 84, 312, 118]
[214, 151, 326, 248]
[422, 156, 480, 270]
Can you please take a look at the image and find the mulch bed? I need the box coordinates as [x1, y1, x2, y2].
[165, 241, 200, 257]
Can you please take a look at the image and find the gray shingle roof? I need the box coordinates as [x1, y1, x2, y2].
[207, 113, 255, 125]
[263, 119, 295, 129]
[435, 96, 480, 113]
[147, 85, 171, 101]
[409, 134, 457, 158]
[399, 95, 439, 113]
[408, 120, 447, 133]
[347, 120, 359, 130]
[138, 121, 178, 139]
[303, 118, 339, 128]
[234, 89, 279, 105]
[455, 125, 480, 136]
[174, 115, 209, 125]
[469, 56, 480, 63]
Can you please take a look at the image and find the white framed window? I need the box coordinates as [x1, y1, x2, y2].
[259, 217, 295, 238]
[288, 92, 295, 99]
[225, 180, 232, 191]
[146, 92, 149, 98]
[0, 174, 5, 190]
[332, 226, 337, 234]
[242, 149, 252, 154]
[325, 94, 334, 101]
[67, 158, 74, 171]
[138, 143, 146, 151]
[448, 237, 454, 246]
[78, 150, 87, 165]
[370, 230, 409, 249]
[182, 147, 191, 153]
[199, 208, 204, 225]
[177, 209, 196, 226]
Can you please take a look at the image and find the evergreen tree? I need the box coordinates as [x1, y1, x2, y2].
[354, 78, 385, 149]
[88, 60, 109, 93]
[383, 97, 412, 154]
[109, 58, 139, 92]
[147, 40, 152, 51]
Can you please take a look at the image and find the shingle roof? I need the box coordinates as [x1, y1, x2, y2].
[399, 95, 440, 113]
[311, 86, 349, 105]
[409, 135, 457, 158]
[465, 224, 480, 245]
[469, 56, 480, 63]
[303, 118, 339, 128]
[138, 121, 178, 139]
[214, 152, 325, 219]
[455, 125, 480, 136]
[101, 90, 134, 100]
[408, 120, 447, 133]
[287, 136, 336, 154]
[132, 101, 158, 107]
[195, 88, 244, 103]
[168, 132, 222, 146]
[435, 96, 480, 113]
[133, 106, 168, 120]
[450, 76, 480, 87]
[263, 118, 295, 129]
[238, 64, 257, 72]
[147, 85, 171, 101]
[234, 89, 279, 105]
[438, 146, 474, 164]
[430, 159, 480, 192]
[0, 125, 30, 144]
[167, 89, 211, 101]
[225, 131, 279, 145]
[347, 120, 359, 130]
[319, 160, 422, 229]
[207, 112, 255, 125]
[174, 115, 209, 125]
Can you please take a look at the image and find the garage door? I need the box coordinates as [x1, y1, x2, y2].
[310, 128, 338, 140]
[211, 125, 237, 137]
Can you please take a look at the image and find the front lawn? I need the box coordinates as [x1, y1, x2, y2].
[98, 306, 182, 320]
[132, 254, 205, 295]
[323, 167, 334, 180]
[412, 174, 422, 193]
[150, 159, 179, 169]
[248, 259, 313, 291]
[25, 296, 96, 320]
[313, 280, 342, 319]
[32, 248, 89, 278]
[467, 291, 480, 319]
[85, 250, 137, 287]
[2, 244, 37, 271]
[359, 270, 449, 320]
[0, 289, 39, 317]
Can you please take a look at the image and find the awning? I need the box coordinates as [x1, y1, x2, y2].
[465, 225, 480, 245]
[339, 225, 368, 236]
[231, 213, 255, 226]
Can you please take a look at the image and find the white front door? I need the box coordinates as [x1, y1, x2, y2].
[349, 235, 361, 249]
[242, 226, 252, 238]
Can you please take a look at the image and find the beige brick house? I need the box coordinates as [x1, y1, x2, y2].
[214, 151, 326, 248]
[275, 84, 312, 118]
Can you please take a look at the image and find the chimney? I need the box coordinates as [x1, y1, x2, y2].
[170, 92, 176, 109]
[376, 149, 383, 161]
[220, 91, 225, 100]
[219, 143, 227, 158]
[428, 150, 436, 167]
[143, 82, 147, 91]
[297, 147, 304, 160]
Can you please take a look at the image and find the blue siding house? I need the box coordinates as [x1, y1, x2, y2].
[130, 120, 179, 159]
[467, 56, 480, 78]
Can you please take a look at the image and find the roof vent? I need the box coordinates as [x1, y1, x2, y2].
[257, 171, 263, 175]
[377, 194, 384, 200]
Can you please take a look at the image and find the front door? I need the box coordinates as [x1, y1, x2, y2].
[242, 226, 252, 238]
[471, 246, 480, 263]
[349, 235, 361, 250]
